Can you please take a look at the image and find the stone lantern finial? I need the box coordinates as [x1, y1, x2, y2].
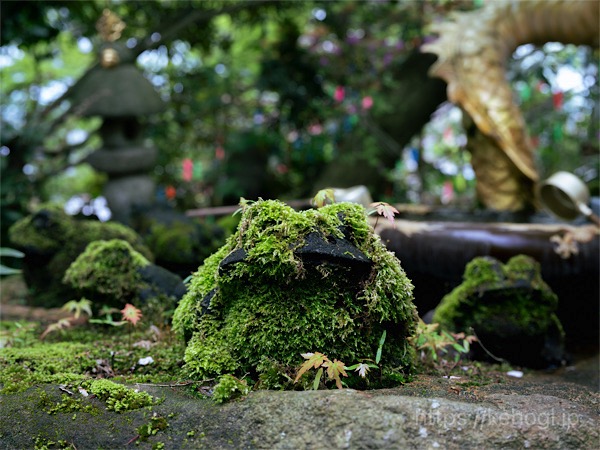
[96, 9, 126, 42]
[96, 10, 126, 68]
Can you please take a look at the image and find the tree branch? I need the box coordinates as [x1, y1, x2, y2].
[133, 0, 274, 56]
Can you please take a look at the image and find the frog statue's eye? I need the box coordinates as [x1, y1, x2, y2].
[32, 210, 55, 231]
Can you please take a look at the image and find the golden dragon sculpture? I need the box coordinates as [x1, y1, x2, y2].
[422, 0, 599, 212]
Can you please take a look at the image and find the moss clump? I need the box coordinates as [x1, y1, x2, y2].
[63, 239, 150, 306]
[38, 391, 100, 416]
[0, 342, 95, 394]
[137, 413, 170, 440]
[8, 205, 152, 306]
[82, 379, 157, 412]
[173, 199, 417, 382]
[212, 374, 251, 403]
[432, 255, 565, 368]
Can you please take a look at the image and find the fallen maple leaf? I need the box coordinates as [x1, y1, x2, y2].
[369, 202, 399, 224]
[121, 303, 142, 326]
[323, 359, 348, 389]
[294, 352, 328, 383]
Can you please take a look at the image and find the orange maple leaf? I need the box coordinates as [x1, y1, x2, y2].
[323, 359, 348, 389]
[121, 303, 142, 326]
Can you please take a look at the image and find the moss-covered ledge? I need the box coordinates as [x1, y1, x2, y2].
[173, 199, 418, 385]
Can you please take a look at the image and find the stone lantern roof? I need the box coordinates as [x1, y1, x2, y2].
[67, 10, 165, 117]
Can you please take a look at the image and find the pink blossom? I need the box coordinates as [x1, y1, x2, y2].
[361, 96, 374, 110]
[334, 86, 345, 102]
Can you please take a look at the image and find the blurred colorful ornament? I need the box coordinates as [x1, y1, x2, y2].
[182, 158, 193, 181]
[443, 127, 454, 144]
[193, 161, 203, 180]
[441, 180, 454, 204]
[165, 185, 176, 200]
[552, 90, 563, 110]
[361, 96, 374, 110]
[454, 173, 467, 192]
[519, 84, 532, 102]
[215, 146, 225, 160]
[553, 123, 563, 141]
[308, 123, 323, 135]
[334, 86, 345, 102]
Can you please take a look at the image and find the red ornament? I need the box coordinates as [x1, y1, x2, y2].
[552, 91, 563, 110]
[165, 185, 176, 200]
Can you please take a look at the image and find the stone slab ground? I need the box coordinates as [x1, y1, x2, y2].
[1, 353, 597, 449]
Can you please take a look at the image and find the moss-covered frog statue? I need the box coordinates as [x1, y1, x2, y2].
[173, 199, 418, 386]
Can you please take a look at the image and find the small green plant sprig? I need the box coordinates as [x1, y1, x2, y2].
[409, 320, 477, 372]
[312, 188, 336, 208]
[0, 247, 24, 275]
[294, 331, 387, 390]
[89, 305, 127, 327]
[311, 189, 399, 229]
[40, 298, 93, 339]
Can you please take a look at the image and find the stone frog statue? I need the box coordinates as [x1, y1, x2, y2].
[432, 255, 567, 369]
[8, 205, 185, 308]
[63, 239, 187, 312]
[172, 199, 418, 386]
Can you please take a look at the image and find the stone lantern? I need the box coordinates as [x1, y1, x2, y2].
[67, 9, 165, 223]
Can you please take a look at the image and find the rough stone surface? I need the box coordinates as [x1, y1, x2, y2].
[1, 360, 598, 449]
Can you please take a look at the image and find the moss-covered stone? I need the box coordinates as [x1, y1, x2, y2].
[132, 207, 229, 277]
[8, 205, 152, 306]
[173, 199, 417, 382]
[63, 239, 186, 311]
[63, 239, 149, 301]
[432, 255, 566, 368]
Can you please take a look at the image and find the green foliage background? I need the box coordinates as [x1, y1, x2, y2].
[1, 0, 597, 246]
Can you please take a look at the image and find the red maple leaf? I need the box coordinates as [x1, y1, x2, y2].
[121, 303, 142, 326]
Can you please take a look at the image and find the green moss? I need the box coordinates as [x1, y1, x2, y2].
[33, 435, 74, 450]
[433, 255, 561, 334]
[63, 239, 150, 304]
[134, 213, 229, 275]
[38, 391, 100, 416]
[82, 379, 157, 412]
[145, 222, 197, 265]
[0, 342, 95, 394]
[212, 374, 251, 403]
[0, 324, 186, 394]
[8, 205, 153, 306]
[173, 199, 417, 382]
[137, 413, 169, 440]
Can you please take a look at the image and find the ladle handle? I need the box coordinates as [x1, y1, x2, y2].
[578, 203, 600, 227]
